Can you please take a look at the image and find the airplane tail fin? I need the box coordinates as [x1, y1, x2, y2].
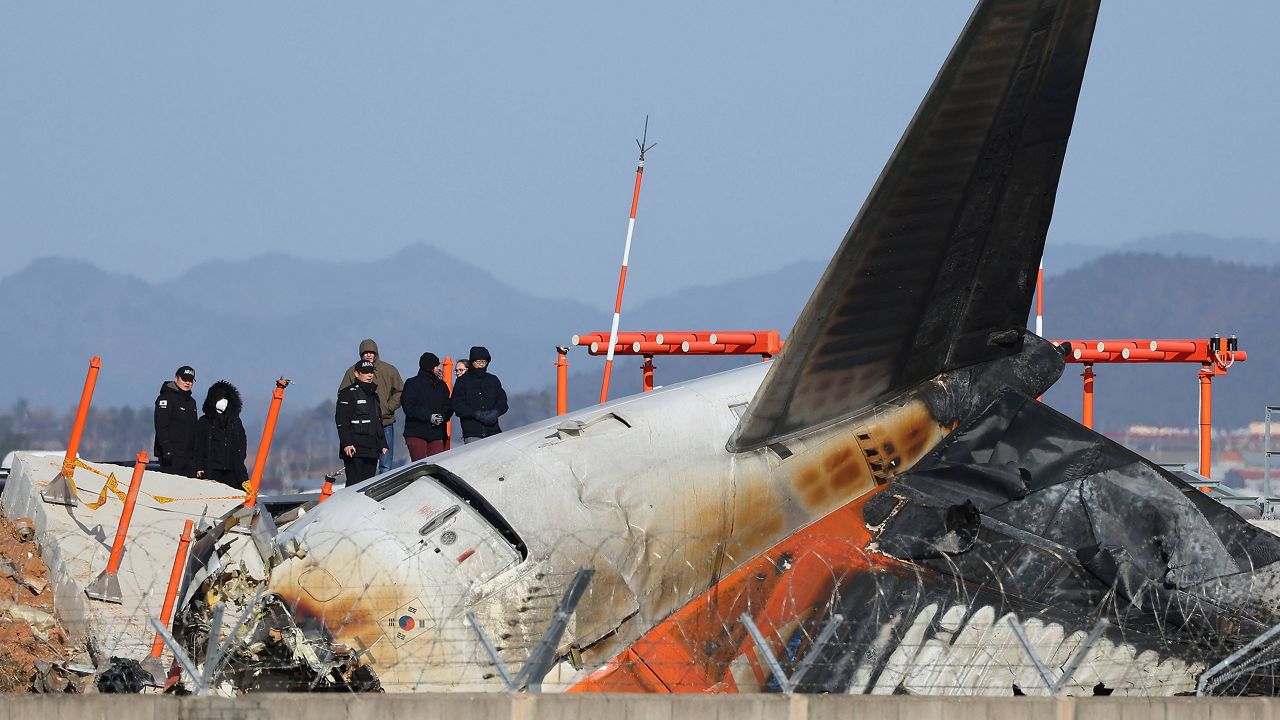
[729, 0, 1101, 452]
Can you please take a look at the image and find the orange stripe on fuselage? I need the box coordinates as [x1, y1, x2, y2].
[569, 486, 901, 693]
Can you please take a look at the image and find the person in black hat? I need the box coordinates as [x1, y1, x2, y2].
[154, 365, 200, 477]
[450, 346, 508, 444]
[401, 352, 452, 461]
[335, 359, 389, 484]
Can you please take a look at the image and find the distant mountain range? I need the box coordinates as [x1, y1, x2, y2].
[2, 233, 1276, 431]
[1045, 232, 1280, 276]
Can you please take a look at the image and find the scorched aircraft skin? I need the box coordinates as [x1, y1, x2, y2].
[175, 0, 1280, 695]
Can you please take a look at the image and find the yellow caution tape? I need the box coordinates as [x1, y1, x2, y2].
[72, 458, 248, 507]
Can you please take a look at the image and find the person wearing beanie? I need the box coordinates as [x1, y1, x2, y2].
[154, 365, 200, 477]
[401, 352, 453, 461]
[336, 338, 404, 473]
[336, 359, 389, 485]
[450, 346, 508, 444]
[193, 380, 249, 489]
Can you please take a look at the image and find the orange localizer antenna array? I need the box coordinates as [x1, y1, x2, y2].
[599, 118, 656, 404]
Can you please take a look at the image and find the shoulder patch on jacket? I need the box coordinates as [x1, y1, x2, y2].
[158, 400, 168, 408]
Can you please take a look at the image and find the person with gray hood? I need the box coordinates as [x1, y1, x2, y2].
[450, 346, 508, 443]
[337, 338, 403, 472]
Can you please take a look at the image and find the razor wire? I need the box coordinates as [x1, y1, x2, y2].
[20, 511, 1280, 696]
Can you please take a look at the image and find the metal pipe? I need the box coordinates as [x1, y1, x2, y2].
[319, 476, 335, 502]
[149, 519, 194, 658]
[86, 452, 148, 603]
[680, 341, 729, 354]
[105, 452, 146, 575]
[62, 356, 101, 482]
[44, 356, 102, 506]
[1081, 363, 1094, 429]
[1199, 367, 1214, 479]
[630, 341, 679, 354]
[708, 332, 758, 346]
[245, 378, 289, 509]
[555, 348, 569, 415]
[442, 357, 454, 450]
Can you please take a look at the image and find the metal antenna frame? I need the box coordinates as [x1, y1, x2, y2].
[737, 611, 846, 695]
[1007, 616, 1109, 695]
[466, 567, 595, 692]
[636, 115, 656, 161]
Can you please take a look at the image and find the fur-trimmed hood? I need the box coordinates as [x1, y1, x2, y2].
[202, 380, 243, 417]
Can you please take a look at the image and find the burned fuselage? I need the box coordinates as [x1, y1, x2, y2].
[242, 348, 969, 691]
[175, 0, 1280, 696]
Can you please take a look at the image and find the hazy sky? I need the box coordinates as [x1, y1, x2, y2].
[3, 2, 1277, 306]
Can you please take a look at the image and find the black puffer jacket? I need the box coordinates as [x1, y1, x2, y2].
[336, 380, 389, 459]
[194, 381, 249, 487]
[451, 365, 508, 438]
[402, 353, 452, 442]
[154, 381, 198, 467]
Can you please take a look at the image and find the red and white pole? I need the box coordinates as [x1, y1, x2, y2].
[600, 118, 655, 404]
[1035, 258, 1044, 337]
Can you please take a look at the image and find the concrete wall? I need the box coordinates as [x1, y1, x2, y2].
[0, 695, 1274, 720]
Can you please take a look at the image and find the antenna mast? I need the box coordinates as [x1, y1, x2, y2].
[600, 117, 656, 403]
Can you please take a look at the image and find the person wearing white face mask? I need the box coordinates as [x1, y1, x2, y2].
[194, 380, 249, 489]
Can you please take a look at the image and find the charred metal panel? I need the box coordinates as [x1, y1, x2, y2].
[731, 0, 1101, 452]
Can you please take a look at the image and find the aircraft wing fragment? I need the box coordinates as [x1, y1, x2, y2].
[730, 0, 1101, 451]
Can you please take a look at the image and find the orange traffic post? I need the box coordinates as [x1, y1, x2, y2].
[641, 355, 656, 392]
[1081, 363, 1094, 430]
[245, 378, 290, 509]
[149, 520, 194, 658]
[556, 348, 569, 415]
[85, 452, 148, 603]
[443, 357, 454, 449]
[43, 355, 102, 506]
[1199, 366, 1214, 482]
[319, 475, 335, 503]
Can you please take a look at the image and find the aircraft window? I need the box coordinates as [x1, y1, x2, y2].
[362, 464, 527, 560]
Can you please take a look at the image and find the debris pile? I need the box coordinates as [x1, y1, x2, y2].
[0, 514, 91, 692]
[173, 514, 382, 693]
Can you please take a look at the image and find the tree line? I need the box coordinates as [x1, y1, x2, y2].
[0, 387, 554, 492]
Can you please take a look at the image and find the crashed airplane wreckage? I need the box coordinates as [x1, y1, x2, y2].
[172, 0, 1280, 696]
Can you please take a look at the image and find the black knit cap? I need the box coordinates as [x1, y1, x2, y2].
[469, 346, 491, 362]
[419, 352, 440, 370]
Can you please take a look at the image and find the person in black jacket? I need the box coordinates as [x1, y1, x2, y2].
[194, 380, 249, 490]
[401, 352, 452, 461]
[336, 360, 389, 484]
[451, 346, 508, 444]
[154, 365, 200, 477]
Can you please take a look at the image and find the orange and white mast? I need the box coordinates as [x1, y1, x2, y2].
[600, 118, 656, 403]
[1035, 258, 1044, 337]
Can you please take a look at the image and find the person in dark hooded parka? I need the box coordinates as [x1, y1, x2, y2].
[194, 380, 249, 489]
[450, 346, 508, 444]
[401, 352, 452, 461]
